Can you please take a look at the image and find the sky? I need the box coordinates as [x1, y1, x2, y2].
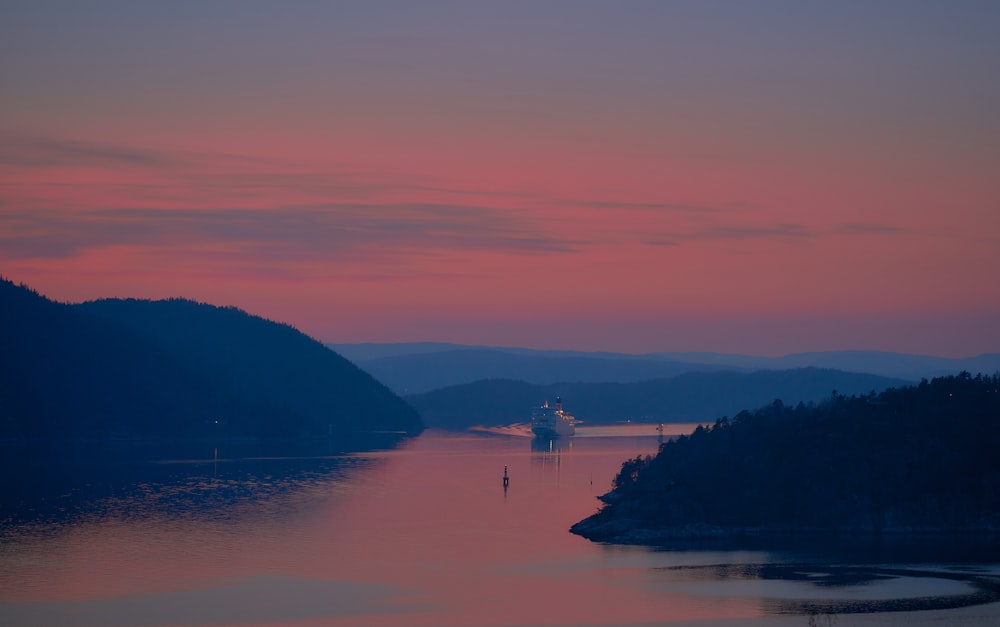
[2, 1, 998, 357]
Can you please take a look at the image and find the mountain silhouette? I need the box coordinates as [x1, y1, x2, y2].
[332, 342, 1000, 394]
[406, 369, 910, 429]
[1, 278, 421, 440]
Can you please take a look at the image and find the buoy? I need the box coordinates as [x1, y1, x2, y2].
[503, 465, 509, 487]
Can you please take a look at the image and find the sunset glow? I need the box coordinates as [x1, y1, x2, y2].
[2, 2, 998, 356]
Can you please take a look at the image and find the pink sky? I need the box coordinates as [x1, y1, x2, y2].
[2, 2, 998, 357]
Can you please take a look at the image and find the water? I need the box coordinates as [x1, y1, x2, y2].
[2, 426, 999, 626]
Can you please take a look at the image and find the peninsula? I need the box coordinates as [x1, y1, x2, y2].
[571, 373, 1000, 543]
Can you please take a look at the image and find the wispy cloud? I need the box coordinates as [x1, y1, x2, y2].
[0, 134, 186, 169]
[642, 239, 679, 247]
[576, 200, 725, 213]
[0, 132, 544, 204]
[637, 220, 910, 247]
[691, 223, 814, 240]
[0, 133, 912, 275]
[0, 133, 582, 269]
[835, 222, 906, 235]
[0, 203, 574, 263]
[631, 223, 814, 248]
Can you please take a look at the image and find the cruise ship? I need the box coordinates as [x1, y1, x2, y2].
[531, 397, 576, 438]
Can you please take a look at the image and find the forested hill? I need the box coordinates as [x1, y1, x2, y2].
[0, 278, 422, 439]
[571, 373, 1000, 543]
[406, 369, 909, 429]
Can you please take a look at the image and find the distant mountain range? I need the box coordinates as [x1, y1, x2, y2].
[330, 342, 1000, 394]
[1, 278, 422, 440]
[5, 274, 994, 442]
[405, 369, 910, 429]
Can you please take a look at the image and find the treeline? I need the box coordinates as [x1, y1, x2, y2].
[0, 278, 422, 440]
[407, 369, 909, 429]
[573, 373, 1000, 541]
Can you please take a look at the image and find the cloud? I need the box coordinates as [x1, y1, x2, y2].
[0, 132, 544, 204]
[633, 219, 912, 248]
[0, 203, 575, 264]
[0, 132, 583, 269]
[576, 200, 725, 213]
[0, 134, 186, 169]
[643, 239, 679, 247]
[692, 223, 814, 240]
[1, 133, 908, 275]
[835, 222, 906, 235]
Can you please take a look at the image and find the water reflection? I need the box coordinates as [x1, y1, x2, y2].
[644, 531, 1000, 565]
[0, 434, 410, 527]
[530, 435, 572, 454]
[2, 429, 999, 627]
[649, 562, 1000, 615]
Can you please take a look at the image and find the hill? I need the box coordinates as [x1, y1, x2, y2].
[0, 278, 421, 440]
[330, 342, 1000, 393]
[2, 279, 231, 438]
[406, 369, 909, 429]
[571, 373, 1000, 543]
[337, 347, 725, 394]
[75, 297, 423, 438]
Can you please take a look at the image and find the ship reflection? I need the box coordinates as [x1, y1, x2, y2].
[530, 435, 574, 480]
[530, 435, 573, 454]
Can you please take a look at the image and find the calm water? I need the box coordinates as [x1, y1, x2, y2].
[2, 426, 999, 627]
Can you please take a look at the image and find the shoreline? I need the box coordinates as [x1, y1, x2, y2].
[570, 512, 1000, 548]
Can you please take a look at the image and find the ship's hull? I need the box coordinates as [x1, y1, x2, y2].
[531, 415, 576, 438]
[531, 398, 577, 438]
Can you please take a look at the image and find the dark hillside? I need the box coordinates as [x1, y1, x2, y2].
[333, 343, 1000, 392]
[349, 348, 726, 394]
[405, 379, 541, 429]
[77, 298, 422, 436]
[1, 279, 248, 437]
[0, 278, 421, 440]
[571, 373, 1000, 542]
[407, 368, 909, 429]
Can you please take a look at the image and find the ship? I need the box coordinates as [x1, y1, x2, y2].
[531, 396, 576, 438]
